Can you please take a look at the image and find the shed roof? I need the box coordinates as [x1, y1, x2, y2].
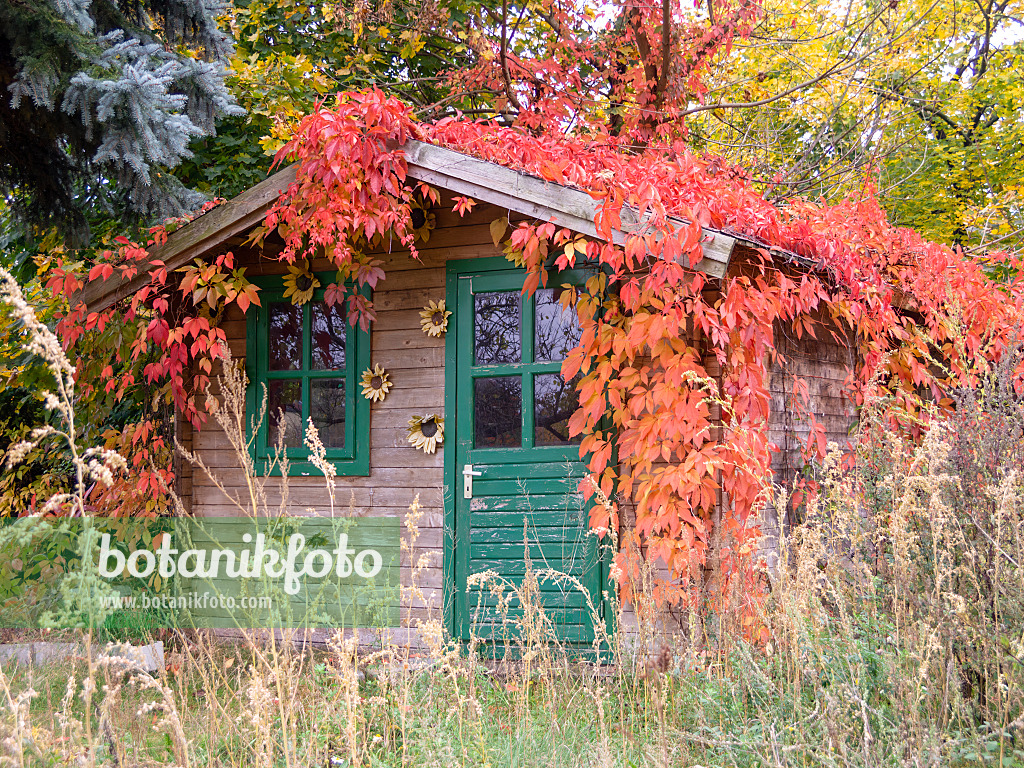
[77, 139, 762, 313]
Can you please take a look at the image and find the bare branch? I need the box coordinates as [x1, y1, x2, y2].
[655, 0, 672, 104]
[500, 0, 524, 113]
[677, 0, 939, 120]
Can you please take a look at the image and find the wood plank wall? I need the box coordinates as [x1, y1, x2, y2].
[763, 294, 857, 577]
[613, 248, 859, 645]
[186, 197, 522, 631]
[179, 205, 857, 645]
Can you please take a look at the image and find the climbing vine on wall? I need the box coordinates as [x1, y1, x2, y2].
[53, 90, 1024, 619]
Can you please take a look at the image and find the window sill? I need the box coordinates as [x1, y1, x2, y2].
[252, 458, 371, 478]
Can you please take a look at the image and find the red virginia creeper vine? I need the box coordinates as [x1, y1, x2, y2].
[55, 90, 1024, 620]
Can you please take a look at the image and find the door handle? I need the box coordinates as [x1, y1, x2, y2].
[462, 464, 483, 499]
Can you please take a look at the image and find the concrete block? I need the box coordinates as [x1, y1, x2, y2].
[104, 641, 165, 673]
[0, 644, 32, 666]
[33, 642, 81, 665]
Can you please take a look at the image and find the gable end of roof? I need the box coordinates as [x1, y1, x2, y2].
[80, 140, 740, 313]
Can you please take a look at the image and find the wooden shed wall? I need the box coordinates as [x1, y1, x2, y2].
[762, 312, 857, 572]
[185, 198, 522, 627]
[180, 206, 858, 638]
[715, 246, 858, 573]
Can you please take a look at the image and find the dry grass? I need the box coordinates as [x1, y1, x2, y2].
[0, 282, 1022, 766]
[2, 376, 1021, 766]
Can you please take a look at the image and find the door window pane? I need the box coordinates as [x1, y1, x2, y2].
[269, 303, 303, 371]
[310, 379, 346, 448]
[267, 380, 303, 448]
[475, 376, 522, 448]
[535, 373, 582, 445]
[475, 292, 521, 365]
[534, 288, 582, 362]
[311, 302, 346, 370]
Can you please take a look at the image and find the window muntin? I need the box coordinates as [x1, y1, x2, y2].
[469, 281, 584, 452]
[247, 279, 370, 476]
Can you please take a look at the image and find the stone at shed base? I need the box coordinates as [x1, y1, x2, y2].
[33, 641, 80, 665]
[0, 644, 32, 666]
[106, 641, 164, 673]
[0, 641, 164, 673]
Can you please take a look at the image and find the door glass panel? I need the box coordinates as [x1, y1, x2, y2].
[268, 303, 303, 371]
[534, 373, 582, 445]
[267, 380, 303, 447]
[474, 376, 522, 448]
[534, 288, 581, 362]
[475, 292, 521, 365]
[310, 302, 346, 370]
[310, 379, 346, 448]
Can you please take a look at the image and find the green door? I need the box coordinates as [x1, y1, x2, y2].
[446, 261, 604, 646]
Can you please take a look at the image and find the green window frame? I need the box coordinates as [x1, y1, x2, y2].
[245, 275, 371, 477]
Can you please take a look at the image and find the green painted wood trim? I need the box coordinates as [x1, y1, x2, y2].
[245, 274, 371, 478]
[443, 256, 514, 638]
[445, 256, 613, 648]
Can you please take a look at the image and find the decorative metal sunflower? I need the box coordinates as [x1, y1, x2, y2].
[283, 261, 320, 305]
[409, 199, 436, 243]
[360, 364, 392, 403]
[407, 414, 444, 454]
[419, 299, 451, 337]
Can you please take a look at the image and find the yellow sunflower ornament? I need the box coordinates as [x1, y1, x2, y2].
[407, 415, 444, 454]
[283, 261, 320, 305]
[419, 299, 451, 337]
[360, 364, 392, 403]
[409, 198, 436, 243]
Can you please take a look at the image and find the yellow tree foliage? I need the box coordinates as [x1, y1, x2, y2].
[693, 0, 1024, 253]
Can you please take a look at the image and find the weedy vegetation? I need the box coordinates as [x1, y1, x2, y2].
[0, 278, 1022, 768]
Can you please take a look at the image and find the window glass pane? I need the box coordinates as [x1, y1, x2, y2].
[311, 302, 346, 371]
[267, 380, 303, 448]
[535, 373, 582, 446]
[474, 376, 521, 448]
[310, 379, 346, 449]
[474, 292, 521, 365]
[534, 288, 581, 362]
[268, 303, 303, 371]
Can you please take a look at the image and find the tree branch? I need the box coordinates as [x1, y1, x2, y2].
[674, 58, 850, 117]
[499, 0, 523, 113]
[654, 0, 672, 105]
[673, 1, 899, 119]
[629, 2, 660, 96]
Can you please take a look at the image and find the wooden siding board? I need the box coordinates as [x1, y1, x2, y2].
[191, 236, 450, 629]
[181, 196, 851, 648]
[760, 314, 857, 575]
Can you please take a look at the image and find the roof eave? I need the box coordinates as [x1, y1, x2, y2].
[401, 139, 736, 278]
[78, 165, 298, 313]
[80, 139, 743, 313]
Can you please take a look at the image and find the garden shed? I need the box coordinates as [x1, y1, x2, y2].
[79, 137, 857, 644]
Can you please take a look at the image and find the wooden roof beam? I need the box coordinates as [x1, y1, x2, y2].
[80, 140, 737, 312]
[402, 140, 735, 278]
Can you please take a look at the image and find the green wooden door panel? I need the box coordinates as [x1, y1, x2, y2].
[471, 479, 589, 496]
[469, 540, 595, 560]
[446, 261, 604, 646]
[473, 591, 589, 608]
[470, 624, 594, 643]
[470, 527, 591, 544]
[469, 607, 587, 624]
[467, 461, 589, 480]
[467, 581, 589, 596]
